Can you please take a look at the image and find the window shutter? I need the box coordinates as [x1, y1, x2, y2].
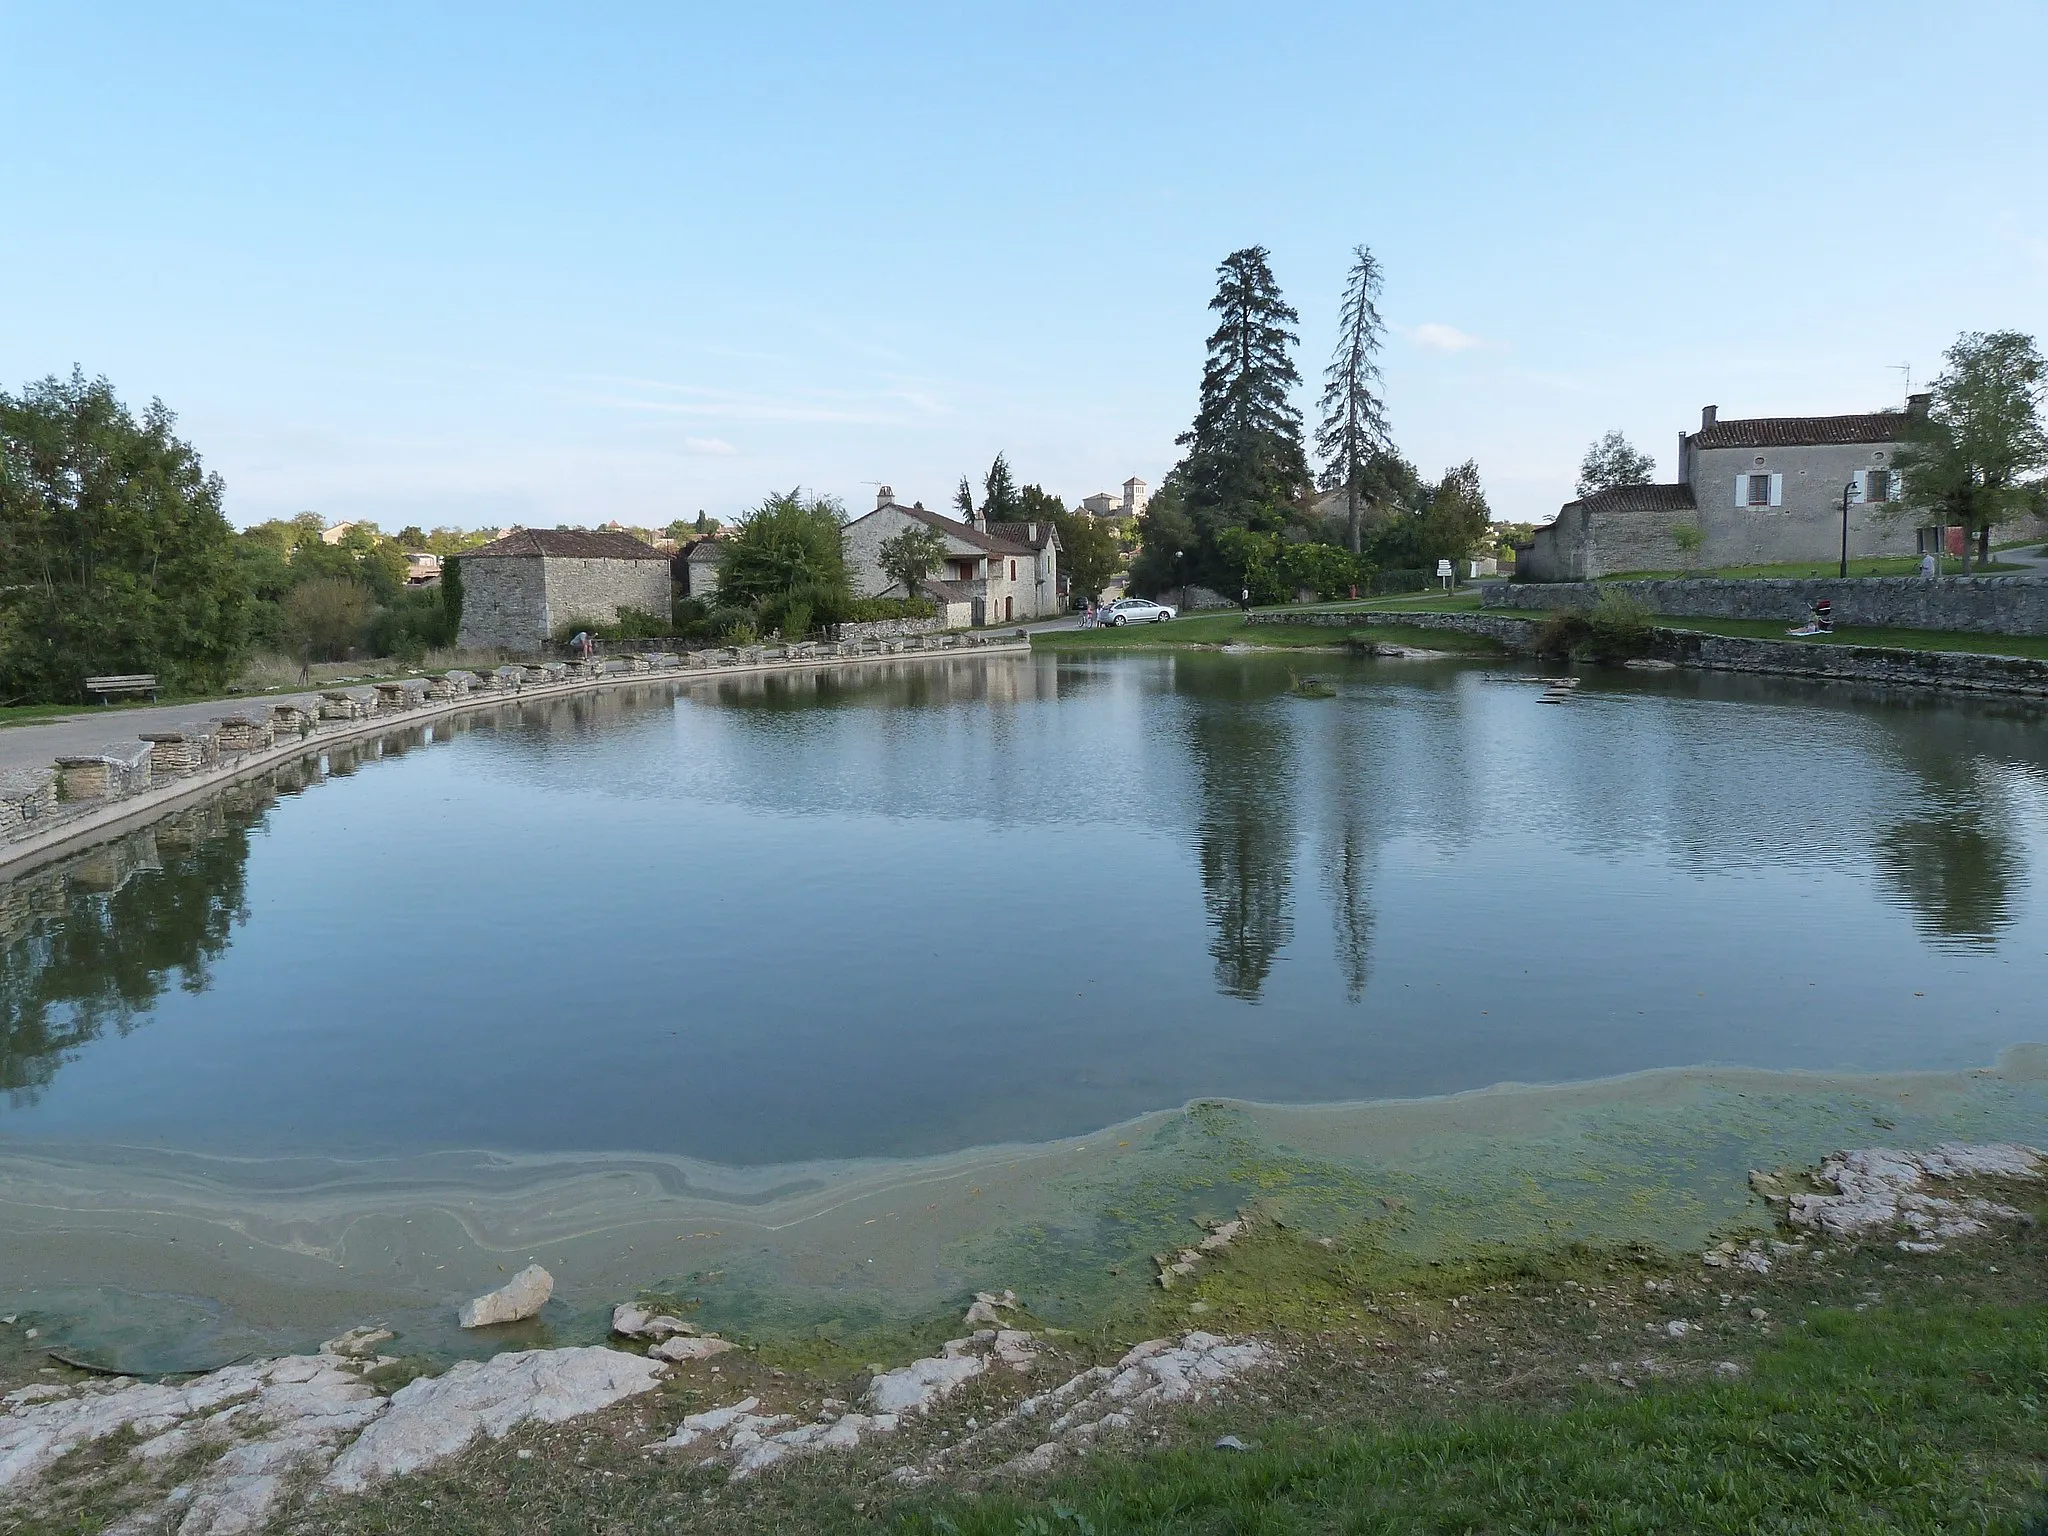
[1851, 470, 1866, 504]
[1734, 475, 1748, 507]
[1769, 474, 1784, 507]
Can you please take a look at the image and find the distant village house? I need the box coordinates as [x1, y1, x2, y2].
[843, 488, 1062, 626]
[452, 528, 671, 652]
[1517, 396, 1977, 580]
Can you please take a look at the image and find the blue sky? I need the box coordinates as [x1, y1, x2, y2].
[3, 2, 2044, 529]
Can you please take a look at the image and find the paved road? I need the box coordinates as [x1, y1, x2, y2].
[0, 692, 328, 775]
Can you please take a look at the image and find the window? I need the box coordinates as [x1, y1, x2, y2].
[1866, 469, 1892, 502]
[1009, 560, 1017, 581]
[1746, 474, 1771, 506]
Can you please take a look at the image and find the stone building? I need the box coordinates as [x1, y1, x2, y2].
[842, 489, 1062, 625]
[1519, 397, 1940, 581]
[453, 529, 672, 652]
[675, 538, 724, 599]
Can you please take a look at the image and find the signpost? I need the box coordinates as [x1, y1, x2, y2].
[1436, 558, 1454, 591]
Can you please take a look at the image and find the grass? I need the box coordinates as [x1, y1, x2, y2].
[1599, 555, 2027, 580]
[1639, 616, 2048, 662]
[909, 1306, 2048, 1534]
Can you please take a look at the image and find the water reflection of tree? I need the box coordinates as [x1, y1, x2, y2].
[1185, 677, 1296, 1001]
[1868, 705, 2033, 949]
[0, 796, 261, 1106]
[1873, 813, 2019, 948]
[1317, 701, 1388, 1003]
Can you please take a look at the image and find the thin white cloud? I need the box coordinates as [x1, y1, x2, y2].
[683, 436, 739, 457]
[1410, 322, 1485, 353]
[596, 395, 893, 425]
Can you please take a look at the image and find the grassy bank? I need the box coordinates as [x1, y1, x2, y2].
[236, 1190, 2048, 1536]
[1283, 596, 2048, 664]
[1037, 612, 1503, 654]
[1599, 555, 2027, 580]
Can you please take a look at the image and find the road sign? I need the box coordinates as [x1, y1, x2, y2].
[1435, 559, 1452, 576]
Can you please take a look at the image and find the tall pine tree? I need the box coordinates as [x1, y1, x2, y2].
[1176, 247, 1309, 564]
[1315, 245, 1391, 553]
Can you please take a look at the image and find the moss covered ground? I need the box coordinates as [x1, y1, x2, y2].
[230, 1203, 2048, 1536]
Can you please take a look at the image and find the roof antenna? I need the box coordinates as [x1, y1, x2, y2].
[1889, 361, 1912, 396]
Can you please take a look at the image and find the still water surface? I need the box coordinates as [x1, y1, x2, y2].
[3, 651, 2045, 1165]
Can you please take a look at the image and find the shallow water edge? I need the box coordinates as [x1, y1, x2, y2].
[5, 1045, 2045, 1375]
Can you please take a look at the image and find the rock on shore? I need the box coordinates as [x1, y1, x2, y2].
[458, 1264, 554, 1328]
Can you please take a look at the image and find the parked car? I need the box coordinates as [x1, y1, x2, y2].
[1101, 597, 1177, 625]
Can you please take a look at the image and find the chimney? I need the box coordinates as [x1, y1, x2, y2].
[1701, 405, 1718, 429]
[1027, 522, 1037, 543]
[971, 504, 986, 534]
[1907, 391, 1932, 419]
[876, 485, 893, 509]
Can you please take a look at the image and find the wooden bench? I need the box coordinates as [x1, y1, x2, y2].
[84, 674, 158, 703]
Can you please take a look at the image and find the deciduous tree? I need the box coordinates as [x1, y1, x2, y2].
[716, 489, 852, 618]
[1896, 330, 2048, 573]
[877, 523, 949, 600]
[0, 370, 248, 702]
[1576, 431, 1656, 499]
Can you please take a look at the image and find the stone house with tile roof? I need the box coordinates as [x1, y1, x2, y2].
[842, 489, 1062, 624]
[452, 528, 673, 651]
[1519, 397, 1940, 580]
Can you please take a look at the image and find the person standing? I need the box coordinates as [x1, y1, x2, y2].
[1919, 551, 1937, 580]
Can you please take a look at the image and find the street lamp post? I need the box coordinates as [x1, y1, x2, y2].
[1839, 481, 1855, 580]
[1174, 550, 1185, 613]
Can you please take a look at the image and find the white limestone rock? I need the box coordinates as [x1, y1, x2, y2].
[1786, 1145, 2040, 1243]
[457, 1265, 554, 1328]
[654, 1396, 759, 1449]
[648, 1335, 734, 1364]
[321, 1326, 394, 1359]
[323, 1346, 663, 1493]
[963, 1290, 1021, 1327]
[611, 1303, 697, 1341]
[865, 1350, 986, 1416]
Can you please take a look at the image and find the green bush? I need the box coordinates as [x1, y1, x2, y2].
[841, 595, 937, 623]
[1534, 608, 1591, 658]
[1372, 568, 1429, 594]
[706, 606, 758, 644]
[762, 595, 812, 641]
[1533, 592, 1653, 662]
[1585, 590, 1653, 660]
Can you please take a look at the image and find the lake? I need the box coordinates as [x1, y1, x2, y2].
[5, 649, 2045, 1170]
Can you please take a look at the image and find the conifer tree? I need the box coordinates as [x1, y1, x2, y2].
[1315, 245, 1391, 554]
[981, 453, 1021, 521]
[1176, 247, 1309, 547]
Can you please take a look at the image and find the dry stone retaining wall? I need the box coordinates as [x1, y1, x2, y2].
[0, 633, 1029, 872]
[1250, 609, 2048, 698]
[1485, 577, 2048, 637]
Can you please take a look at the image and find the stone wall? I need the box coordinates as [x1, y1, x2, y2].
[1485, 577, 2048, 637]
[454, 555, 671, 652]
[544, 557, 672, 637]
[455, 556, 548, 651]
[1269, 609, 2048, 698]
[1, 634, 1031, 864]
[834, 615, 947, 641]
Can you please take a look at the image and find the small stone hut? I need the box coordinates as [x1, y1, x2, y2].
[454, 529, 672, 653]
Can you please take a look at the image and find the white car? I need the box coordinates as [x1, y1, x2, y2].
[1099, 598, 1177, 625]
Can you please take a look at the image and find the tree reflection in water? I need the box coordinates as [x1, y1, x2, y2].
[1185, 671, 1297, 1001]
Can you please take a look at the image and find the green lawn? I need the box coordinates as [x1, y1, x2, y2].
[1038, 612, 1503, 654]
[1599, 555, 2027, 580]
[1640, 616, 2048, 661]
[907, 1303, 2048, 1535]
